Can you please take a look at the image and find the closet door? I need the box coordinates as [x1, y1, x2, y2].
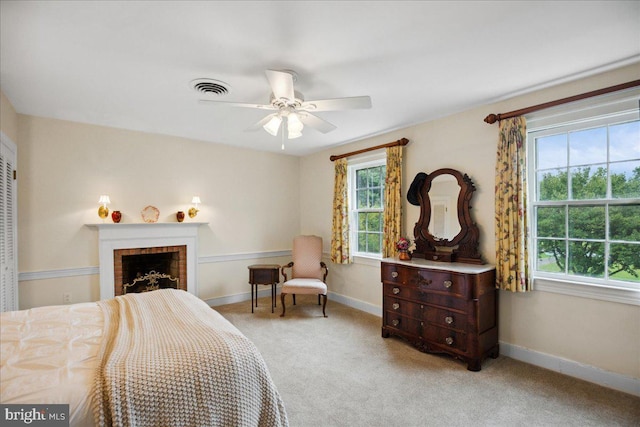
[0, 134, 18, 312]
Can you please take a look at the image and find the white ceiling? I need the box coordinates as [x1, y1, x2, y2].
[1, 1, 639, 156]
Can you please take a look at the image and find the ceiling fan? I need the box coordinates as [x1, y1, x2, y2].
[199, 69, 372, 140]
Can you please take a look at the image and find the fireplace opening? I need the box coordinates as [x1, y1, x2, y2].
[114, 245, 187, 296]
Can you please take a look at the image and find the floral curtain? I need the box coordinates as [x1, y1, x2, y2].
[495, 116, 531, 292]
[331, 158, 351, 264]
[382, 146, 403, 258]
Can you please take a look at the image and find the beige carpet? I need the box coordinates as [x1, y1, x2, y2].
[215, 295, 640, 427]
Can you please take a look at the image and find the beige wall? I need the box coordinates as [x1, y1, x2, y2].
[300, 63, 640, 379]
[1, 90, 18, 142]
[17, 115, 300, 307]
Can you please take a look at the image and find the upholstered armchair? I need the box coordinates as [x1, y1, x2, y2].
[280, 235, 328, 318]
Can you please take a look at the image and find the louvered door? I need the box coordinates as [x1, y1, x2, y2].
[0, 134, 18, 312]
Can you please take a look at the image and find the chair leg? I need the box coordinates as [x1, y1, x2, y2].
[322, 294, 327, 318]
[293, 294, 296, 305]
[280, 293, 287, 317]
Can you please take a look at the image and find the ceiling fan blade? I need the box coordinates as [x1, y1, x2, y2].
[245, 113, 279, 132]
[298, 112, 337, 134]
[265, 69, 295, 101]
[199, 99, 276, 110]
[301, 96, 372, 112]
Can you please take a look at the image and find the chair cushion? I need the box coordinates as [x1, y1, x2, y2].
[292, 235, 324, 280]
[282, 278, 327, 295]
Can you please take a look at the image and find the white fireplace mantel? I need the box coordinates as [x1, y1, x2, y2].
[87, 223, 207, 300]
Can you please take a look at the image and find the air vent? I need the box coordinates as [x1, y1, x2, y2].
[190, 78, 230, 96]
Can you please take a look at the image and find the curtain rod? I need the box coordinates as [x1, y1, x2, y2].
[329, 138, 409, 161]
[483, 79, 640, 124]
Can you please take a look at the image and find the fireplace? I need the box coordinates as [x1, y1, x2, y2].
[114, 245, 187, 295]
[89, 223, 203, 300]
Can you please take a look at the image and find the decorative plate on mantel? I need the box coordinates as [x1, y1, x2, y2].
[141, 205, 160, 223]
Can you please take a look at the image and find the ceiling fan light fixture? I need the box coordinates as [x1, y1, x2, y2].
[287, 113, 303, 139]
[288, 112, 303, 131]
[263, 115, 282, 136]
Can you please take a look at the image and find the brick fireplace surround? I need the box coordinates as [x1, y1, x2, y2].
[88, 223, 204, 300]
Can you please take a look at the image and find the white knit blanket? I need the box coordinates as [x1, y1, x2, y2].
[92, 289, 288, 427]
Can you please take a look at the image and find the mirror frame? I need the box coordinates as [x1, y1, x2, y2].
[413, 168, 483, 264]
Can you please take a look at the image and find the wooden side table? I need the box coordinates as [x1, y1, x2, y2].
[248, 264, 280, 313]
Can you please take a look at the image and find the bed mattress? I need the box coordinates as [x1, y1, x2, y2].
[1, 302, 103, 426]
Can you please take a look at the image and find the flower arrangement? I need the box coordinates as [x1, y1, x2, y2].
[396, 237, 411, 251]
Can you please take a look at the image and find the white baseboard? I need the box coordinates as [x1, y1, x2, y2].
[206, 286, 280, 307]
[328, 292, 382, 317]
[500, 342, 640, 397]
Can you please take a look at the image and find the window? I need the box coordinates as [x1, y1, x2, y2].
[348, 156, 386, 258]
[528, 91, 640, 302]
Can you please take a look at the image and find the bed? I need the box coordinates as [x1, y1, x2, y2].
[0, 289, 288, 426]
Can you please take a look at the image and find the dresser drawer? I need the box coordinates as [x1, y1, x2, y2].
[423, 306, 467, 331]
[414, 270, 469, 299]
[381, 263, 409, 285]
[383, 283, 468, 311]
[422, 325, 467, 352]
[384, 312, 421, 336]
[384, 296, 423, 318]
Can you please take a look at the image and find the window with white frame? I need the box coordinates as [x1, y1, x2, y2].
[348, 156, 386, 257]
[527, 91, 640, 299]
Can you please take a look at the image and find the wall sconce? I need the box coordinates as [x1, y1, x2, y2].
[98, 195, 111, 219]
[188, 196, 201, 218]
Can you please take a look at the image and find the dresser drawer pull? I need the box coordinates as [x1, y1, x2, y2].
[392, 287, 400, 294]
[392, 303, 400, 310]
[391, 271, 399, 278]
[443, 280, 452, 289]
[391, 319, 400, 327]
[445, 337, 454, 346]
[445, 316, 454, 325]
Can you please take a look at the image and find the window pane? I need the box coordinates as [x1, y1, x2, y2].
[568, 241, 605, 279]
[370, 189, 382, 208]
[357, 189, 367, 209]
[570, 165, 607, 200]
[536, 207, 565, 238]
[370, 166, 383, 187]
[357, 212, 367, 231]
[357, 233, 367, 252]
[609, 205, 640, 242]
[538, 169, 567, 201]
[537, 239, 565, 273]
[568, 206, 605, 239]
[608, 243, 640, 283]
[367, 233, 381, 253]
[536, 134, 567, 169]
[610, 121, 640, 162]
[610, 160, 640, 199]
[367, 212, 382, 232]
[569, 127, 607, 166]
[356, 169, 368, 188]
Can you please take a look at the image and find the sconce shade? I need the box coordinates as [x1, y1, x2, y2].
[189, 196, 201, 218]
[98, 195, 110, 219]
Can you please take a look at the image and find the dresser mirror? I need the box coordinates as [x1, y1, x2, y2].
[411, 168, 483, 264]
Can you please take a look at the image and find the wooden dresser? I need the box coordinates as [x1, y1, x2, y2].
[381, 258, 498, 371]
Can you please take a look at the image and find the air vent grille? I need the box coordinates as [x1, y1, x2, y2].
[190, 78, 230, 96]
